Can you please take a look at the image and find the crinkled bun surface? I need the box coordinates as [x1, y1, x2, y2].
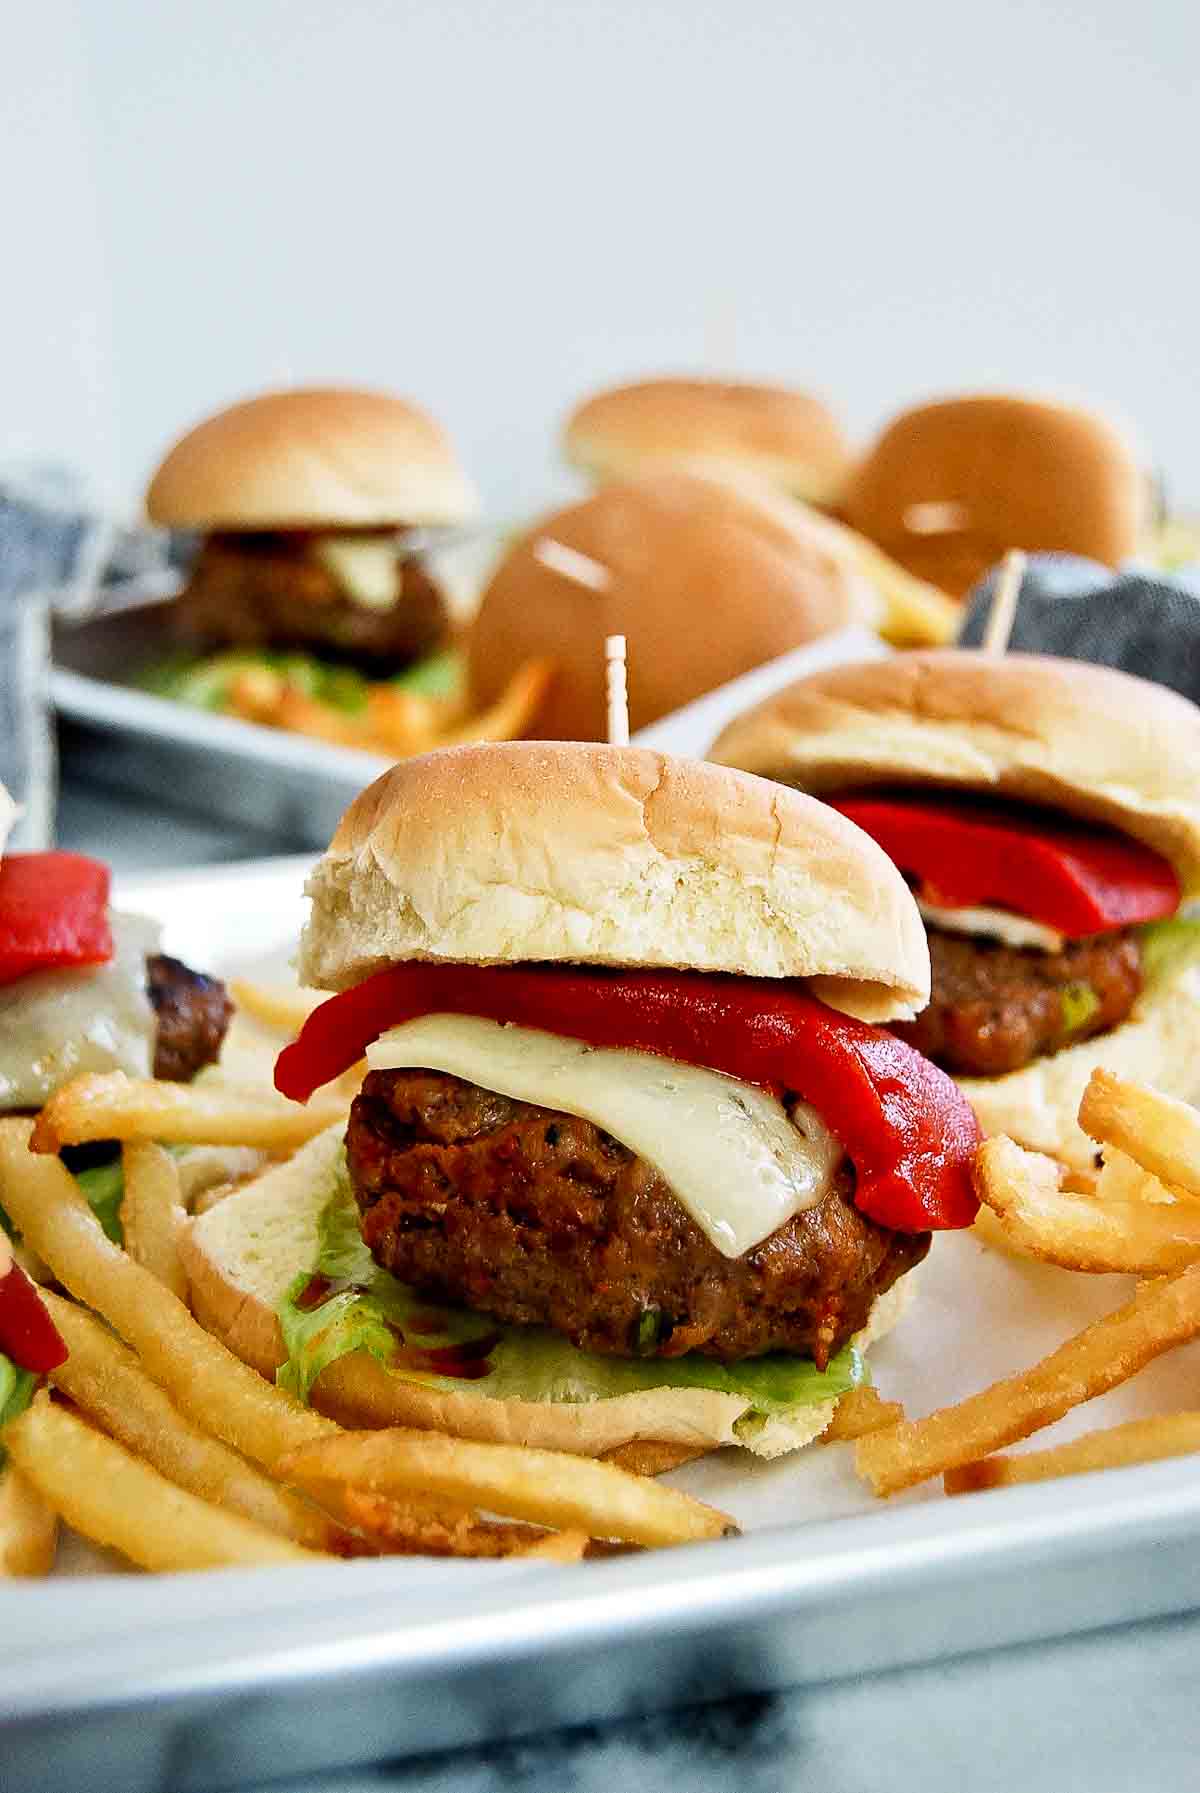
[299, 742, 930, 1023]
[145, 387, 477, 529]
[563, 377, 850, 504]
[710, 650, 1200, 898]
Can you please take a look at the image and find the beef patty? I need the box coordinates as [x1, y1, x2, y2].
[172, 532, 448, 673]
[146, 954, 233, 1082]
[346, 1070, 929, 1368]
[894, 927, 1143, 1078]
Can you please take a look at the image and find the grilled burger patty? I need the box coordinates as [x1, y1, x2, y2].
[893, 927, 1143, 1078]
[146, 954, 233, 1082]
[173, 533, 449, 672]
[347, 1069, 929, 1368]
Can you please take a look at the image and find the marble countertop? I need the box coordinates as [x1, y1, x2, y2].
[55, 757, 1200, 1793]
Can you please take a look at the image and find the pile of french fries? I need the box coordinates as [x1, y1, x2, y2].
[0, 992, 732, 1578]
[226, 657, 553, 760]
[850, 1069, 1200, 1499]
[6, 968, 1200, 1581]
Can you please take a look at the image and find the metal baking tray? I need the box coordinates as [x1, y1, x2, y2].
[4, 854, 1200, 1793]
[51, 603, 886, 848]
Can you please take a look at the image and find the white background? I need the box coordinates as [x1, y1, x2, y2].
[4, 0, 1196, 516]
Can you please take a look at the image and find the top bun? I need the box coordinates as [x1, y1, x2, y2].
[467, 471, 875, 742]
[145, 388, 478, 530]
[710, 650, 1200, 896]
[841, 394, 1147, 598]
[299, 741, 930, 1023]
[564, 377, 850, 505]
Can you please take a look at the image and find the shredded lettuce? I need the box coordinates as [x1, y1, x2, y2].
[1060, 981, 1101, 1035]
[0, 1354, 37, 1469]
[277, 1171, 866, 1418]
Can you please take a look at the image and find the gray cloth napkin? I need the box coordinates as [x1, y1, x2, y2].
[0, 471, 193, 847]
[957, 554, 1200, 701]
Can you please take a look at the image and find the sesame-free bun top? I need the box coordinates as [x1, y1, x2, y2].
[145, 387, 478, 530]
[564, 377, 850, 504]
[841, 395, 1147, 598]
[710, 650, 1200, 897]
[467, 471, 875, 741]
[298, 741, 930, 1023]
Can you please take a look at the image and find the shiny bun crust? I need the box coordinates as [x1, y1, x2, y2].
[710, 651, 1200, 897]
[299, 741, 930, 1023]
[841, 394, 1147, 598]
[563, 377, 850, 503]
[467, 471, 875, 741]
[145, 388, 478, 529]
[180, 1127, 919, 1461]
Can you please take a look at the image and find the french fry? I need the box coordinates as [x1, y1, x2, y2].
[30, 1072, 347, 1155]
[121, 1142, 187, 1299]
[1094, 1148, 1191, 1207]
[974, 1135, 1200, 1274]
[0, 1466, 58, 1576]
[436, 659, 555, 747]
[822, 1386, 907, 1443]
[41, 1292, 348, 1553]
[0, 1122, 337, 1470]
[1080, 1070, 1200, 1199]
[945, 1412, 1200, 1495]
[856, 1259, 1200, 1497]
[228, 980, 326, 1035]
[5, 1397, 325, 1571]
[279, 1428, 735, 1549]
[517, 1529, 590, 1561]
[332, 1485, 582, 1559]
[600, 1440, 710, 1476]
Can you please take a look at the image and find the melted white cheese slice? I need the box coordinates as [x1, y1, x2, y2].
[0, 912, 160, 1110]
[366, 1015, 843, 1259]
[917, 898, 1065, 954]
[313, 536, 400, 611]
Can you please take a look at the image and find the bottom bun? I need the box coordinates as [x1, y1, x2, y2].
[960, 930, 1200, 1168]
[180, 1126, 918, 1461]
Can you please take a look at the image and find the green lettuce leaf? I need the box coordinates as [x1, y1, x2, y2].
[1137, 917, 1200, 985]
[75, 1160, 125, 1245]
[277, 1170, 866, 1419]
[0, 1353, 37, 1470]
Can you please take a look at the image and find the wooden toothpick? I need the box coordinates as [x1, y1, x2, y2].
[981, 550, 1027, 656]
[606, 635, 629, 746]
[533, 538, 612, 592]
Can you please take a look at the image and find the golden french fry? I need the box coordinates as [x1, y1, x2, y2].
[600, 1440, 710, 1476]
[279, 1428, 734, 1549]
[856, 1259, 1200, 1497]
[5, 1397, 324, 1571]
[330, 1485, 580, 1560]
[1094, 1148, 1192, 1206]
[0, 1466, 58, 1577]
[973, 1135, 1200, 1274]
[364, 687, 442, 756]
[121, 1142, 187, 1299]
[945, 1411, 1200, 1495]
[1080, 1070, 1200, 1198]
[228, 980, 326, 1035]
[41, 1292, 347, 1553]
[0, 1122, 337, 1470]
[436, 659, 555, 747]
[822, 1386, 907, 1443]
[29, 1072, 347, 1155]
[517, 1529, 590, 1561]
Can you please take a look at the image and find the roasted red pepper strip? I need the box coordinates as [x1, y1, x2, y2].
[0, 852, 113, 985]
[829, 795, 1179, 939]
[0, 1254, 68, 1375]
[275, 963, 980, 1232]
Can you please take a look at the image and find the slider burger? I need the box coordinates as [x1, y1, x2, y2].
[840, 394, 1148, 599]
[145, 386, 477, 677]
[185, 744, 979, 1459]
[711, 651, 1200, 1168]
[563, 376, 851, 507]
[468, 470, 876, 741]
